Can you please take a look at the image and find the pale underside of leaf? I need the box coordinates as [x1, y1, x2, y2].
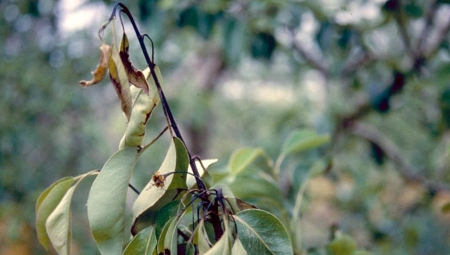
[36, 177, 75, 250]
[204, 218, 233, 255]
[45, 186, 76, 255]
[79, 43, 111, 87]
[194, 219, 212, 254]
[187, 159, 218, 188]
[45, 171, 98, 255]
[231, 238, 248, 255]
[87, 146, 140, 255]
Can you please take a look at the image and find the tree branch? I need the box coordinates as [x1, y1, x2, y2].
[292, 40, 329, 77]
[287, 27, 329, 77]
[347, 121, 450, 192]
[341, 51, 376, 77]
[416, 0, 438, 55]
[392, 1, 415, 60]
[426, 13, 450, 57]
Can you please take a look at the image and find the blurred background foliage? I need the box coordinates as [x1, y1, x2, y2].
[1, 0, 450, 254]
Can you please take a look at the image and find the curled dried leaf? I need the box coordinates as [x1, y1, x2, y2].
[79, 43, 111, 87]
[109, 42, 133, 121]
[119, 33, 149, 94]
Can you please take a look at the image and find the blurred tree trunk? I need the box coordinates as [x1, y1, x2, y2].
[170, 46, 225, 156]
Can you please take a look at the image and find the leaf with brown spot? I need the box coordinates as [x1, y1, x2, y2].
[119, 66, 161, 149]
[109, 41, 133, 121]
[119, 33, 149, 94]
[79, 43, 111, 87]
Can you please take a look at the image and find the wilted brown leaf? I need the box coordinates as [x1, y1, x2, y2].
[79, 43, 111, 87]
[109, 42, 133, 121]
[119, 33, 149, 94]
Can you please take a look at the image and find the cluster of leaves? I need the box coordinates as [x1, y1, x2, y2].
[0, 1, 112, 252]
[216, 129, 373, 255]
[35, 4, 295, 255]
[4, 0, 450, 254]
[161, 1, 450, 252]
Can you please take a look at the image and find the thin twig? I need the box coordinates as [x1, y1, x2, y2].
[128, 183, 140, 195]
[140, 126, 168, 153]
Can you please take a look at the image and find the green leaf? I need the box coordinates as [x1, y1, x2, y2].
[281, 129, 330, 156]
[233, 209, 293, 255]
[122, 227, 156, 255]
[163, 215, 181, 254]
[131, 137, 189, 234]
[154, 202, 188, 255]
[36, 177, 76, 250]
[87, 146, 141, 255]
[45, 171, 97, 255]
[326, 234, 357, 255]
[226, 171, 284, 213]
[46, 186, 75, 255]
[228, 147, 272, 176]
[154, 200, 180, 240]
[155, 217, 176, 255]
